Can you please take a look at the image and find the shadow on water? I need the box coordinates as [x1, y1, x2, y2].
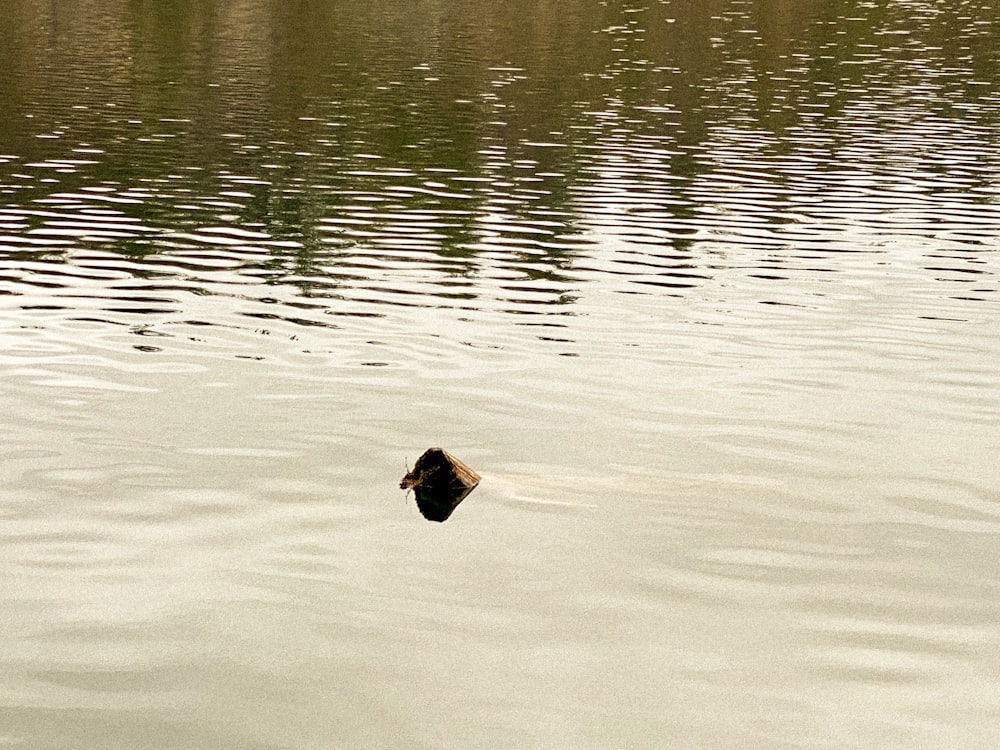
[0, 0, 997, 325]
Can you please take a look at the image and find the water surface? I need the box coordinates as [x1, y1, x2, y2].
[2, 1, 1000, 747]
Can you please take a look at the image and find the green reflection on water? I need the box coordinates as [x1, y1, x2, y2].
[1, 0, 998, 285]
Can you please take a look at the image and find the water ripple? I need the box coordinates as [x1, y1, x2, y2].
[2, 1, 1000, 746]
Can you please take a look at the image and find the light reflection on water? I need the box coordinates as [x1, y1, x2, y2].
[2, 0, 1000, 747]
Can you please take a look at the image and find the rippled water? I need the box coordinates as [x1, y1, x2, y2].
[2, 1, 1000, 747]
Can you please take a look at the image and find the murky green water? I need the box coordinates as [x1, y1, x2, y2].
[2, 1, 999, 747]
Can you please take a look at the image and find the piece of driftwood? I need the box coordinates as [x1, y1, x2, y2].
[400, 448, 480, 522]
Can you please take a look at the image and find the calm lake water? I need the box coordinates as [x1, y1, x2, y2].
[2, 0, 999, 747]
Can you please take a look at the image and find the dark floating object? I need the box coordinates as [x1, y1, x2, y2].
[400, 448, 480, 522]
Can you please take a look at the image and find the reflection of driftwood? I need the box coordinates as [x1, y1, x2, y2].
[400, 448, 480, 522]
